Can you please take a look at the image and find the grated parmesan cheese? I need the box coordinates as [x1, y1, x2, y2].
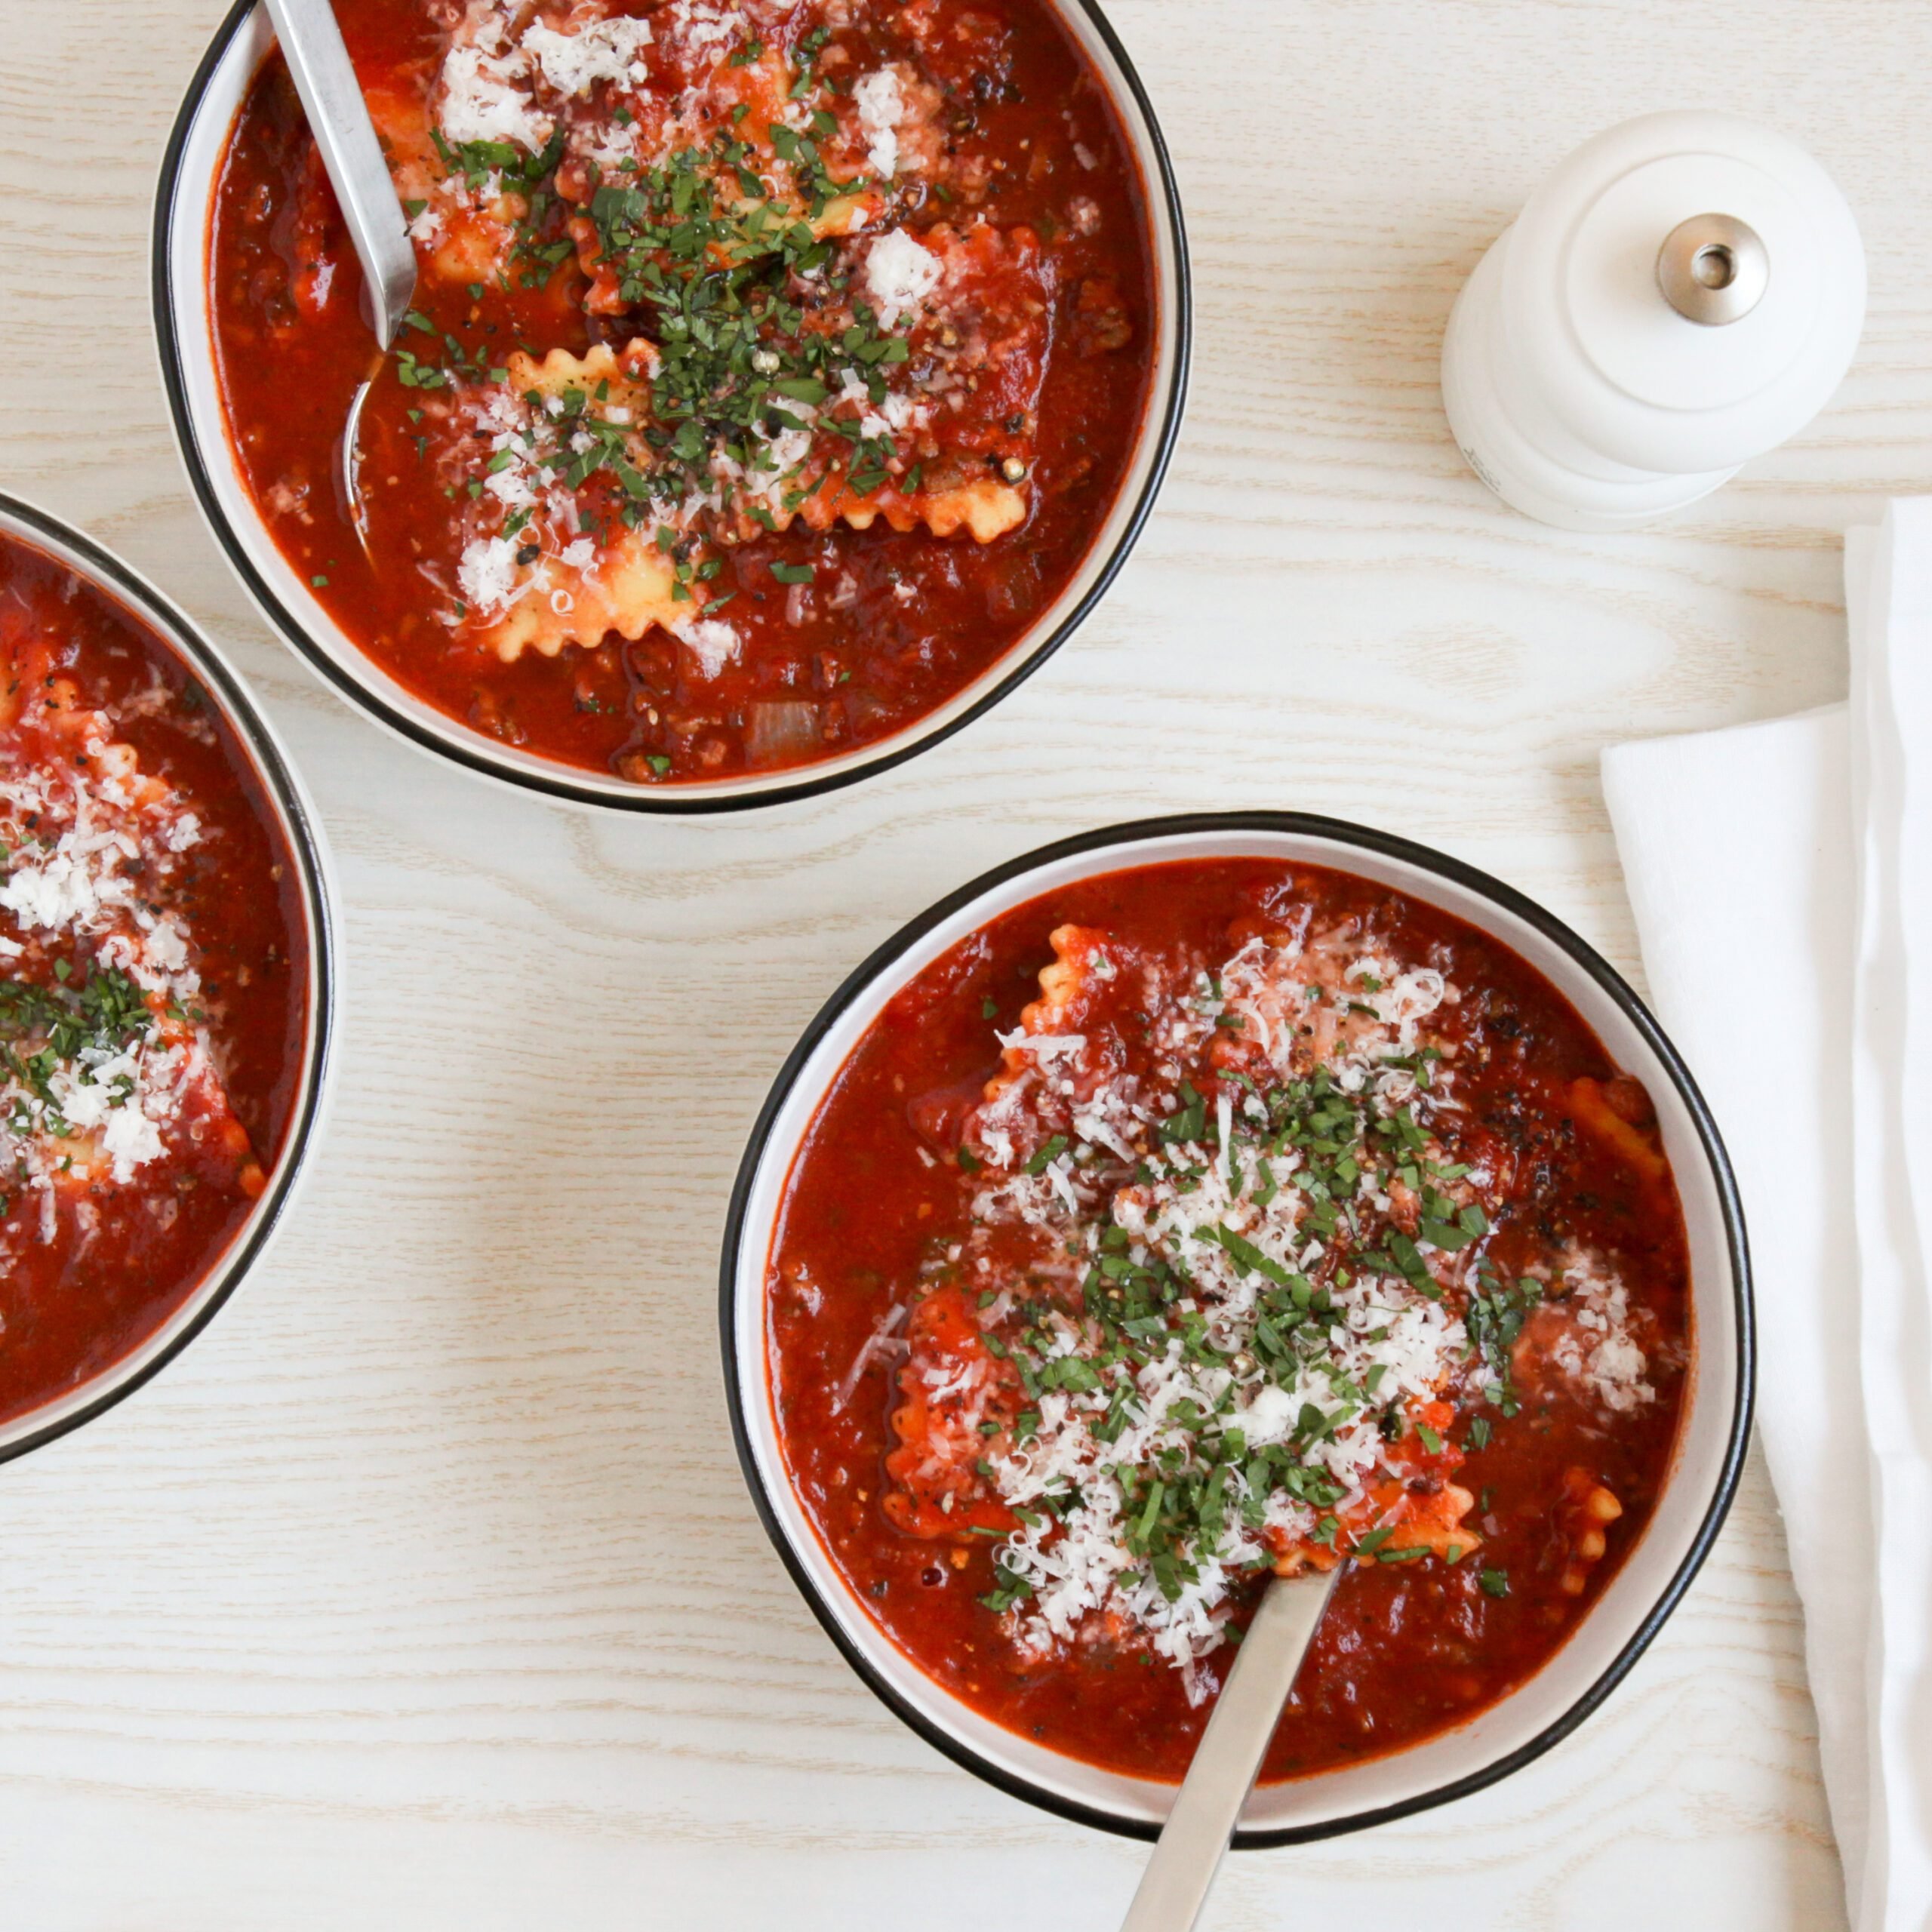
[676, 618, 742, 679]
[659, 0, 748, 54]
[863, 228, 941, 329]
[1550, 1249, 1657, 1413]
[853, 68, 905, 178]
[438, 42, 552, 152]
[521, 17, 655, 96]
[457, 534, 523, 615]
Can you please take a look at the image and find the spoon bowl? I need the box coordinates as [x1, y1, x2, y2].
[336, 371, 380, 563]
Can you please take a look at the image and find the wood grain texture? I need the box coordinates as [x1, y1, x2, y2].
[0, 0, 1919, 1923]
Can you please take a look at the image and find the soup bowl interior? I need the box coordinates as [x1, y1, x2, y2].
[0, 495, 335, 1466]
[723, 814, 1750, 1843]
[154, 0, 1189, 813]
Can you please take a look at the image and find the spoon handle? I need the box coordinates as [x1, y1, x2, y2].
[263, 0, 417, 349]
[1120, 1568, 1340, 1932]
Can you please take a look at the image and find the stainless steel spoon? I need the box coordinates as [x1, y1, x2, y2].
[1120, 1567, 1341, 1932]
[263, 0, 417, 557]
[336, 365, 382, 559]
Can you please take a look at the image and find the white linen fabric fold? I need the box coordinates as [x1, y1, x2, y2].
[1847, 508, 1932, 1932]
[1601, 504, 1932, 1932]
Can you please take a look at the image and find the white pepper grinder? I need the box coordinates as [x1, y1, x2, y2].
[1440, 110, 1866, 531]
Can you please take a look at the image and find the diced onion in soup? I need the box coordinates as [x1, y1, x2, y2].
[745, 701, 823, 768]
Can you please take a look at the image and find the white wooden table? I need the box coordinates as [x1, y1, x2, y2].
[4, 1, 1922, 1924]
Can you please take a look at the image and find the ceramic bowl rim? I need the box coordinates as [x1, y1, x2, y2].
[716, 810, 1755, 1845]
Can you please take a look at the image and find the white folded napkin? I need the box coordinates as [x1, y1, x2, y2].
[1601, 504, 1932, 1932]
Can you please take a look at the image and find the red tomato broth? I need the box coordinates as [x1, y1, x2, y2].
[207, 0, 1157, 785]
[767, 859, 1693, 1783]
[0, 530, 310, 1429]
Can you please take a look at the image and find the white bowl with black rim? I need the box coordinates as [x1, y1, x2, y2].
[720, 812, 1752, 1844]
[0, 494, 336, 1467]
[150, 0, 1191, 814]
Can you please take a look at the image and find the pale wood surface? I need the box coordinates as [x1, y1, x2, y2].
[2, 0, 1922, 1924]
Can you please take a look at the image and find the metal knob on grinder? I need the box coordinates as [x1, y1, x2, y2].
[1657, 212, 1770, 326]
